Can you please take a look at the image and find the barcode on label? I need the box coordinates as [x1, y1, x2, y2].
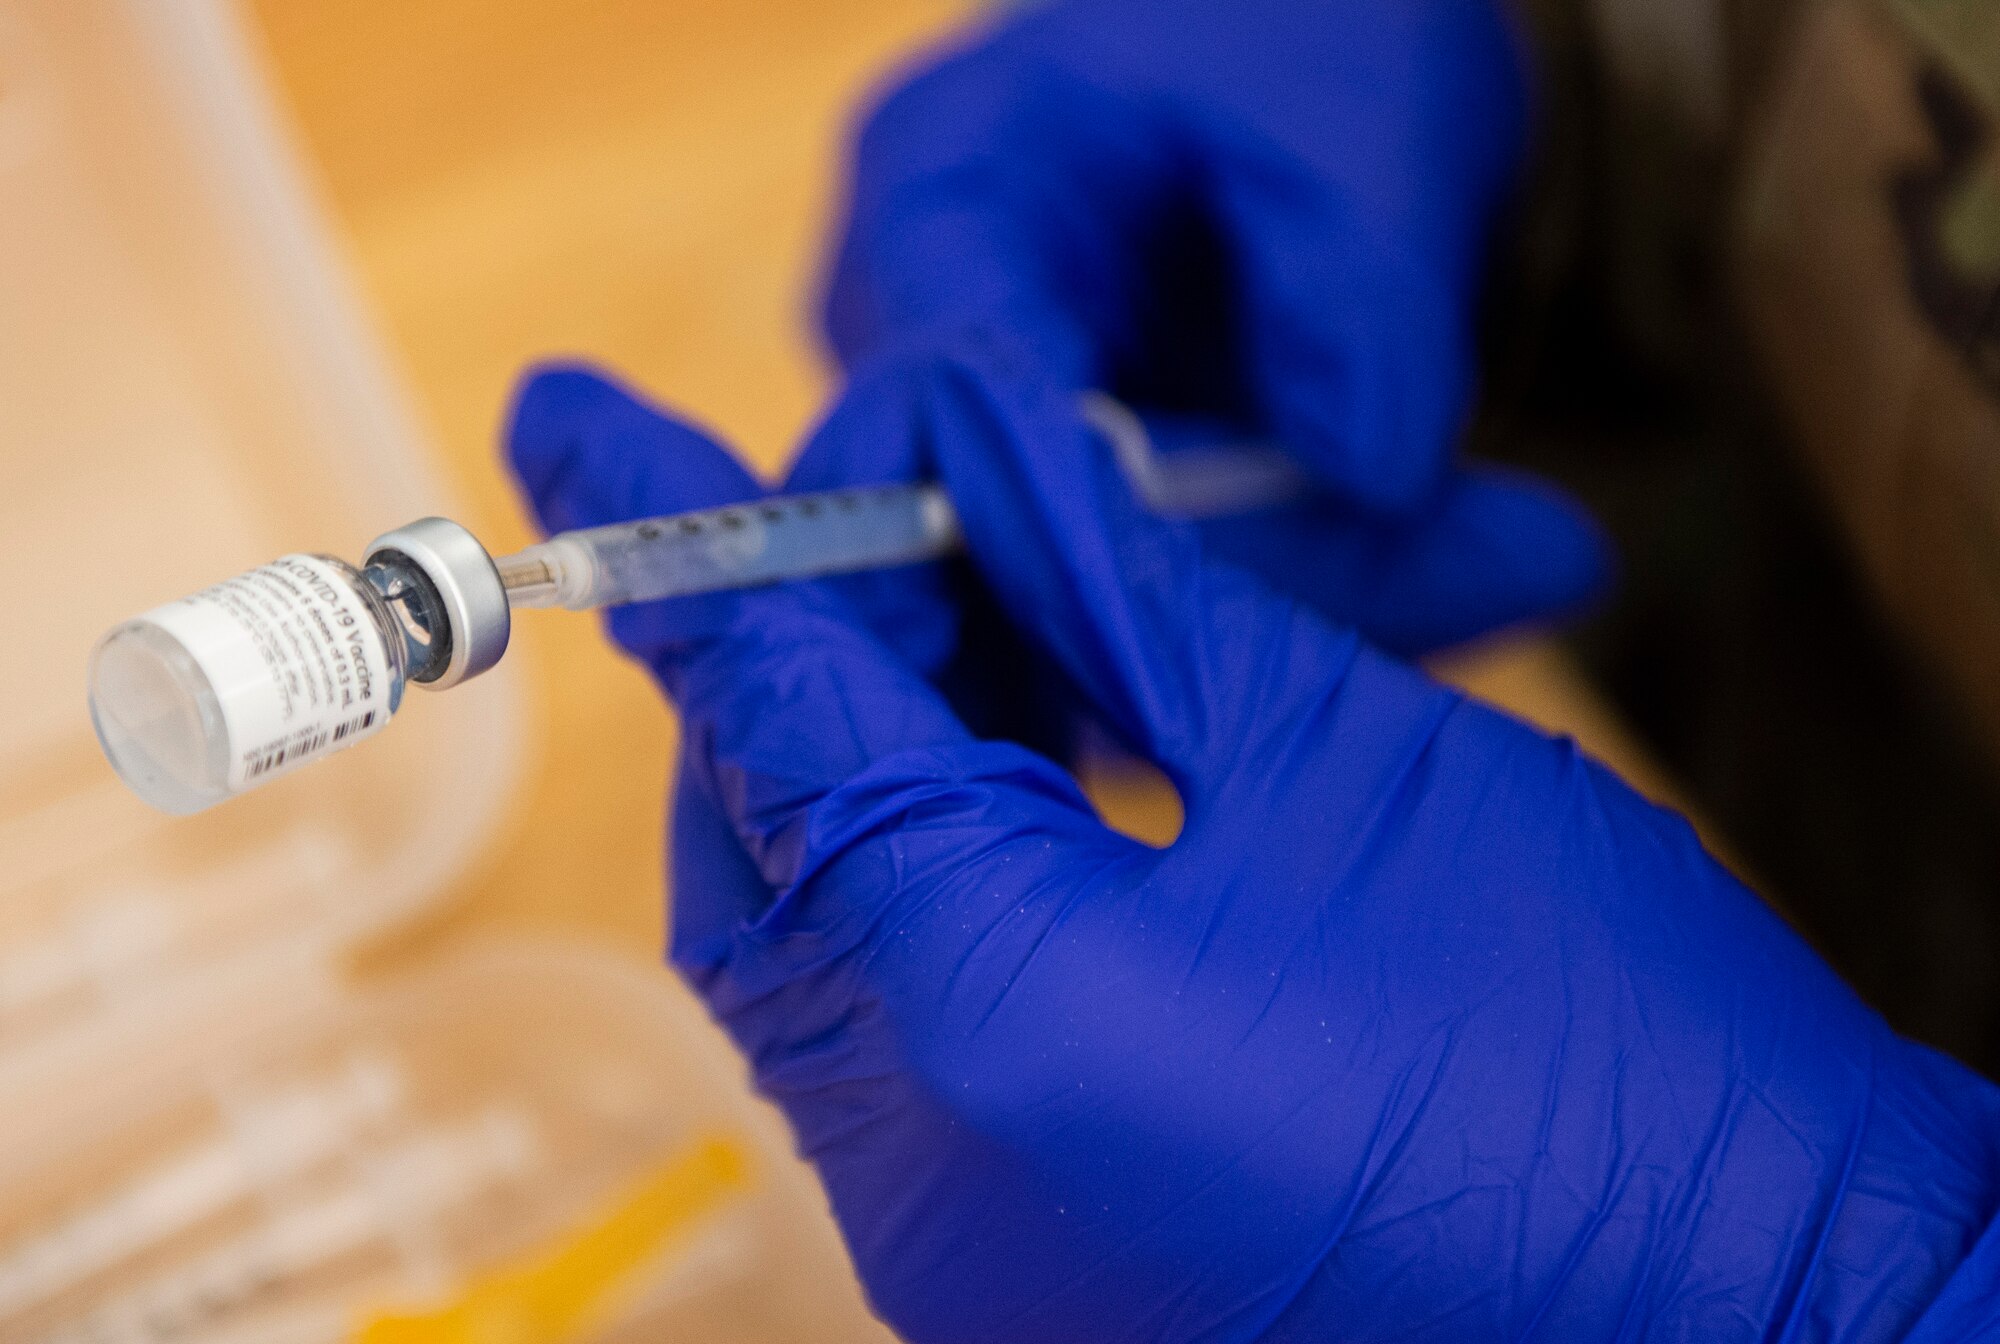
[332, 710, 377, 743]
[243, 710, 378, 781]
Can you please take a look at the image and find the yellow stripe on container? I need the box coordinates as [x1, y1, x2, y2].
[357, 1134, 753, 1344]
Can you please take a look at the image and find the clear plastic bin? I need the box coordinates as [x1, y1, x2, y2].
[0, 0, 524, 1099]
[0, 947, 888, 1344]
[0, 2, 888, 1340]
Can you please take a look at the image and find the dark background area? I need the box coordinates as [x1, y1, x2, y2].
[1480, 0, 2000, 1074]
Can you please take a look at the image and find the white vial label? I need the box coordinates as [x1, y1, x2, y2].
[138, 555, 394, 791]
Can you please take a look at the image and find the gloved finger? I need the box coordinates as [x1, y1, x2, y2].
[783, 359, 1093, 762]
[820, 34, 1165, 384]
[781, 357, 965, 681]
[504, 362, 1070, 912]
[1220, 204, 1468, 514]
[507, 361, 770, 660]
[920, 345, 1354, 801]
[1198, 3, 1528, 514]
[829, 2, 1529, 524]
[509, 361, 761, 533]
[667, 755, 774, 987]
[1197, 464, 1612, 658]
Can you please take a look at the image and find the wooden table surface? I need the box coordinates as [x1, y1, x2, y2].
[243, 0, 1713, 968]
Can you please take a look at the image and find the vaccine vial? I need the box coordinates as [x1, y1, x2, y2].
[88, 519, 510, 814]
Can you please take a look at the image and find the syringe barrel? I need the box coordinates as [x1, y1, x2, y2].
[505, 483, 963, 610]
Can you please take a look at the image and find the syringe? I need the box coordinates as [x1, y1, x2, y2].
[87, 399, 1307, 815]
[492, 396, 1309, 611]
[494, 482, 965, 612]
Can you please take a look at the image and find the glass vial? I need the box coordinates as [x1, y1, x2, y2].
[88, 518, 508, 815]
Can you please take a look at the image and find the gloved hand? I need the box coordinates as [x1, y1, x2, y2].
[509, 351, 2000, 1343]
[822, 0, 1607, 655]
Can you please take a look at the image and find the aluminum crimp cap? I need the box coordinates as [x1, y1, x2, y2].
[364, 517, 510, 690]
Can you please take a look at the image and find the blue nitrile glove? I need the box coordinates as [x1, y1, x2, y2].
[507, 354, 2000, 1343]
[822, 0, 1609, 655]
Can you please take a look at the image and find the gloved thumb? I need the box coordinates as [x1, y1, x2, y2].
[916, 343, 1369, 812]
[1196, 462, 1611, 659]
[1205, 0, 1531, 515]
